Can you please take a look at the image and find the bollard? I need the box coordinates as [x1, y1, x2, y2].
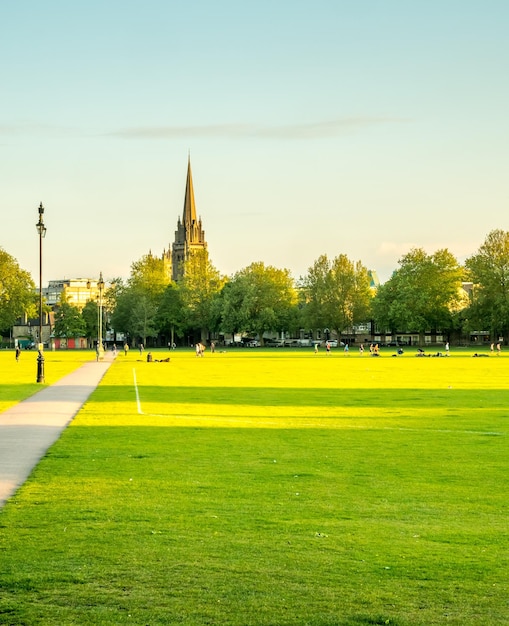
[36, 350, 45, 383]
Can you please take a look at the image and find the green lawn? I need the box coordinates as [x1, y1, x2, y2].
[0, 347, 507, 625]
[0, 349, 98, 412]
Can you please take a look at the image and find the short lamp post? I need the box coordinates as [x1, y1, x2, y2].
[97, 272, 105, 361]
[35, 202, 47, 383]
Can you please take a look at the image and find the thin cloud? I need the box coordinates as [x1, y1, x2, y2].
[107, 124, 252, 139]
[107, 117, 405, 140]
[0, 123, 70, 137]
[0, 118, 405, 140]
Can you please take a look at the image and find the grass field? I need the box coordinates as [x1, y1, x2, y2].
[0, 347, 508, 625]
[0, 349, 99, 413]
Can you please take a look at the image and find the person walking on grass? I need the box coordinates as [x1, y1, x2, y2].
[15, 346, 21, 362]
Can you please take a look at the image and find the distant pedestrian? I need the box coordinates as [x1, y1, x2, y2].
[314, 343, 319, 354]
[139, 343, 144, 355]
[124, 343, 129, 356]
[497, 342, 501, 355]
[445, 342, 449, 356]
[490, 343, 494, 354]
[344, 343, 349, 355]
[112, 344, 117, 357]
[15, 346, 21, 362]
[359, 344, 364, 355]
[211, 341, 215, 353]
[326, 341, 331, 355]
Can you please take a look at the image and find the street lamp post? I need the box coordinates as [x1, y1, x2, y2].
[97, 272, 105, 361]
[35, 202, 47, 383]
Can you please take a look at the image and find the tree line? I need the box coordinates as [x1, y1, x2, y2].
[2, 229, 509, 345]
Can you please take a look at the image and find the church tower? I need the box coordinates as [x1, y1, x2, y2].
[171, 156, 207, 282]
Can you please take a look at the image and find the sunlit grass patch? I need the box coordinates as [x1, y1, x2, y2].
[1, 348, 508, 625]
[0, 349, 96, 412]
[78, 349, 509, 433]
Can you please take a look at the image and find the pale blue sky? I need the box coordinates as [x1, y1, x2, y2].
[2, 1, 508, 285]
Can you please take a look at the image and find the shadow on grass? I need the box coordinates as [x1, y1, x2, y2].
[87, 385, 509, 410]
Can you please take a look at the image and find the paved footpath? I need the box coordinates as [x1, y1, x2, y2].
[0, 354, 114, 508]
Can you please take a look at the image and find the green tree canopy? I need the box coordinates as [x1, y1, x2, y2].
[372, 248, 464, 338]
[179, 249, 225, 340]
[301, 254, 372, 336]
[0, 248, 37, 332]
[156, 282, 185, 346]
[81, 300, 99, 342]
[110, 254, 171, 345]
[221, 262, 297, 341]
[53, 295, 86, 338]
[465, 229, 509, 339]
[129, 252, 171, 298]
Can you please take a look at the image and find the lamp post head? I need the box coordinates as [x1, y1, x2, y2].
[36, 202, 47, 237]
[98, 271, 105, 291]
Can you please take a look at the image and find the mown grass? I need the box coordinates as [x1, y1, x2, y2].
[0, 347, 508, 625]
[0, 349, 97, 412]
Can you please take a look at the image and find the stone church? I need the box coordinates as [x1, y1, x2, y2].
[166, 156, 207, 282]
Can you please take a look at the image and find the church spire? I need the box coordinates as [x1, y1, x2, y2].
[183, 154, 197, 234]
[171, 155, 207, 282]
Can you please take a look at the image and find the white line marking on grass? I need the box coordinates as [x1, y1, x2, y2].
[133, 368, 144, 415]
[132, 368, 174, 418]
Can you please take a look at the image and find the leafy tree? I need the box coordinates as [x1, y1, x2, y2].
[179, 249, 225, 341]
[465, 229, 509, 340]
[109, 282, 133, 343]
[0, 247, 37, 333]
[81, 300, 99, 346]
[301, 254, 372, 336]
[129, 252, 171, 298]
[372, 248, 464, 341]
[125, 289, 159, 345]
[110, 254, 170, 345]
[221, 262, 297, 342]
[156, 283, 185, 346]
[53, 295, 86, 338]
